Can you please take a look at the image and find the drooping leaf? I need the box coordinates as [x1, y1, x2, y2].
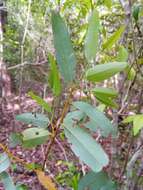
[0, 153, 10, 173]
[92, 87, 118, 98]
[102, 25, 125, 50]
[22, 127, 49, 148]
[51, 10, 76, 82]
[48, 53, 61, 96]
[73, 101, 116, 137]
[28, 91, 51, 113]
[9, 133, 23, 148]
[0, 172, 16, 190]
[64, 125, 109, 172]
[16, 113, 49, 128]
[36, 170, 57, 190]
[78, 171, 117, 190]
[84, 9, 100, 62]
[86, 62, 127, 82]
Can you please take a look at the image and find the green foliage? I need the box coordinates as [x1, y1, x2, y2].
[0, 153, 10, 173]
[16, 113, 49, 128]
[22, 127, 50, 148]
[86, 62, 127, 82]
[9, 133, 23, 148]
[28, 91, 52, 112]
[84, 9, 100, 63]
[123, 115, 143, 136]
[51, 10, 77, 83]
[48, 53, 62, 96]
[78, 171, 117, 190]
[102, 26, 125, 50]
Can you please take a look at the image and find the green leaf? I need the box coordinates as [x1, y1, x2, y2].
[9, 133, 23, 148]
[16, 113, 49, 128]
[48, 53, 61, 96]
[104, 0, 112, 9]
[22, 127, 50, 148]
[78, 171, 117, 190]
[133, 4, 140, 21]
[84, 9, 100, 62]
[28, 91, 51, 113]
[95, 94, 118, 108]
[16, 184, 28, 190]
[0, 153, 10, 173]
[51, 10, 76, 82]
[0, 172, 16, 190]
[86, 62, 127, 82]
[73, 101, 116, 137]
[123, 115, 143, 136]
[102, 25, 125, 50]
[117, 46, 128, 62]
[92, 87, 118, 98]
[64, 125, 109, 172]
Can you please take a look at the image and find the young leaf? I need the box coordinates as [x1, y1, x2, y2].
[28, 91, 51, 113]
[16, 113, 49, 128]
[48, 53, 61, 96]
[36, 170, 57, 190]
[78, 171, 117, 190]
[0, 172, 16, 190]
[22, 127, 49, 148]
[51, 10, 76, 82]
[73, 101, 116, 137]
[92, 87, 118, 98]
[86, 62, 127, 82]
[0, 153, 10, 173]
[102, 25, 125, 50]
[84, 9, 100, 63]
[64, 125, 109, 172]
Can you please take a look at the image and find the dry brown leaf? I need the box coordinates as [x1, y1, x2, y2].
[36, 170, 57, 190]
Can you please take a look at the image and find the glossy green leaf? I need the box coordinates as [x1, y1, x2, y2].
[48, 53, 61, 96]
[9, 133, 22, 148]
[84, 9, 100, 62]
[102, 26, 125, 50]
[78, 171, 117, 190]
[16, 113, 49, 128]
[28, 91, 51, 113]
[0, 153, 10, 173]
[92, 87, 118, 98]
[51, 10, 76, 82]
[73, 101, 116, 137]
[86, 62, 127, 82]
[22, 127, 49, 148]
[64, 125, 109, 172]
[0, 172, 16, 190]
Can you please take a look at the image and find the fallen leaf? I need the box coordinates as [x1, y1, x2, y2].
[36, 170, 57, 190]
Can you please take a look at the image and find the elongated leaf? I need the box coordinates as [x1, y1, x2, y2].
[78, 171, 117, 190]
[102, 26, 125, 50]
[28, 91, 51, 113]
[64, 125, 109, 172]
[22, 127, 49, 148]
[73, 101, 116, 137]
[117, 46, 128, 62]
[48, 53, 61, 96]
[0, 153, 10, 173]
[16, 113, 49, 128]
[95, 94, 118, 108]
[0, 172, 16, 190]
[92, 87, 118, 98]
[86, 62, 127, 82]
[36, 170, 57, 190]
[84, 9, 100, 62]
[51, 11, 76, 82]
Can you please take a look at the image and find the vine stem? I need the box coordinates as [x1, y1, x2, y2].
[42, 86, 74, 170]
